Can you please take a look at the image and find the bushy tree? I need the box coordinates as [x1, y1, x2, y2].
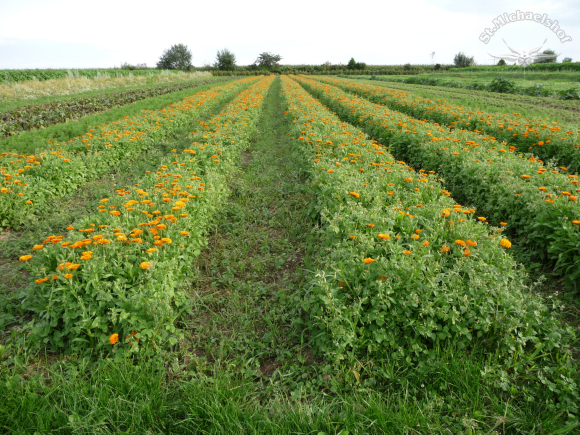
[347, 58, 366, 70]
[157, 44, 193, 70]
[562, 57, 572, 63]
[454, 51, 474, 68]
[215, 49, 236, 71]
[254, 52, 282, 70]
[533, 49, 557, 64]
[497, 59, 506, 66]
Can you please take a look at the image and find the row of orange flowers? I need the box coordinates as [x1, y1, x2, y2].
[316, 76, 580, 173]
[280, 75, 576, 389]
[295, 75, 580, 288]
[16, 76, 275, 356]
[0, 77, 261, 228]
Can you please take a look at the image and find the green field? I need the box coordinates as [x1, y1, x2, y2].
[0, 74, 579, 434]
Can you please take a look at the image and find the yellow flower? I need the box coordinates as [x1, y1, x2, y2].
[378, 234, 390, 240]
[140, 261, 153, 270]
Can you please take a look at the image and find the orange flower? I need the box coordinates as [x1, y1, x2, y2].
[463, 249, 471, 257]
[403, 250, 411, 255]
[349, 192, 360, 198]
[440, 246, 450, 253]
[477, 217, 486, 222]
[499, 222, 507, 226]
[466, 239, 477, 247]
[35, 278, 45, 284]
[349, 235, 355, 239]
[64, 274, 73, 279]
[180, 231, 189, 236]
[140, 261, 153, 270]
[362, 258, 375, 264]
[423, 241, 430, 247]
[146, 248, 157, 253]
[367, 224, 375, 228]
[19, 255, 32, 261]
[378, 234, 390, 240]
[538, 187, 547, 191]
[573, 220, 580, 225]
[109, 333, 119, 345]
[522, 175, 531, 179]
[32, 245, 44, 250]
[500, 238, 512, 248]
[454, 240, 466, 246]
[570, 196, 577, 201]
[67, 264, 80, 270]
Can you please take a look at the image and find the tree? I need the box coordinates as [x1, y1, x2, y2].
[562, 57, 572, 63]
[533, 49, 557, 64]
[215, 49, 237, 71]
[454, 51, 474, 68]
[347, 58, 366, 70]
[497, 59, 506, 66]
[157, 44, 193, 70]
[254, 52, 282, 70]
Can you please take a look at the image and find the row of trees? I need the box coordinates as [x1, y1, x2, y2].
[156, 44, 283, 71]
[454, 50, 572, 68]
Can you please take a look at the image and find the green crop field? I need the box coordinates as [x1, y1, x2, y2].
[0, 74, 579, 434]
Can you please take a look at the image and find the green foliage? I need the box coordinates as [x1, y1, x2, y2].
[254, 52, 282, 70]
[0, 78, 225, 137]
[563, 57, 573, 63]
[497, 59, 506, 66]
[215, 49, 237, 71]
[0, 69, 162, 84]
[284, 76, 579, 415]
[156, 44, 193, 70]
[15, 77, 272, 356]
[454, 51, 475, 67]
[434, 63, 441, 70]
[488, 77, 516, 93]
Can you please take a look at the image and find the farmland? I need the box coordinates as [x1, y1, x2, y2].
[0, 73, 579, 434]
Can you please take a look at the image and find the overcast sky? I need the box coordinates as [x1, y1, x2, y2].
[0, 0, 578, 69]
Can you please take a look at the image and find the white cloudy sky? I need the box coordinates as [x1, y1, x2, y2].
[0, 0, 578, 69]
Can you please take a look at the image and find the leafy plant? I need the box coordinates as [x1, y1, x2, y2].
[454, 52, 475, 68]
[254, 52, 282, 70]
[488, 77, 516, 93]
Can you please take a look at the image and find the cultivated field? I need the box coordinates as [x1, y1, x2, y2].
[0, 73, 579, 434]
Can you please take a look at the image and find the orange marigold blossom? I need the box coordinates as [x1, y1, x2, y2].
[466, 239, 477, 247]
[109, 333, 119, 345]
[500, 222, 507, 226]
[454, 240, 466, 246]
[572, 220, 580, 225]
[463, 249, 471, 257]
[349, 235, 355, 239]
[146, 248, 157, 253]
[440, 246, 450, 253]
[32, 245, 43, 250]
[349, 192, 360, 198]
[19, 255, 32, 261]
[35, 278, 45, 284]
[500, 238, 512, 248]
[477, 217, 486, 222]
[367, 224, 375, 228]
[403, 250, 411, 255]
[423, 241, 430, 247]
[180, 231, 189, 236]
[378, 234, 390, 240]
[140, 261, 153, 270]
[362, 258, 375, 264]
[64, 274, 73, 279]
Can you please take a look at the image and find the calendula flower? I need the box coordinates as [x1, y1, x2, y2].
[19, 255, 32, 261]
[367, 224, 375, 228]
[362, 258, 375, 264]
[35, 278, 45, 284]
[572, 220, 580, 225]
[349, 192, 360, 198]
[522, 175, 531, 179]
[423, 241, 430, 247]
[454, 240, 466, 246]
[180, 231, 189, 236]
[403, 250, 411, 255]
[140, 261, 153, 270]
[161, 238, 172, 244]
[440, 246, 450, 253]
[64, 274, 73, 279]
[477, 217, 486, 222]
[109, 333, 119, 345]
[500, 238, 512, 248]
[466, 239, 477, 247]
[500, 222, 507, 226]
[32, 245, 43, 250]
[463, 249, 471, 257]
[146, 248, 157, 253]
[378, 234, 390, 240]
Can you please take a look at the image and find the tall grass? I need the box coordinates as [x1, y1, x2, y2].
[0, 71, 213, 103]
